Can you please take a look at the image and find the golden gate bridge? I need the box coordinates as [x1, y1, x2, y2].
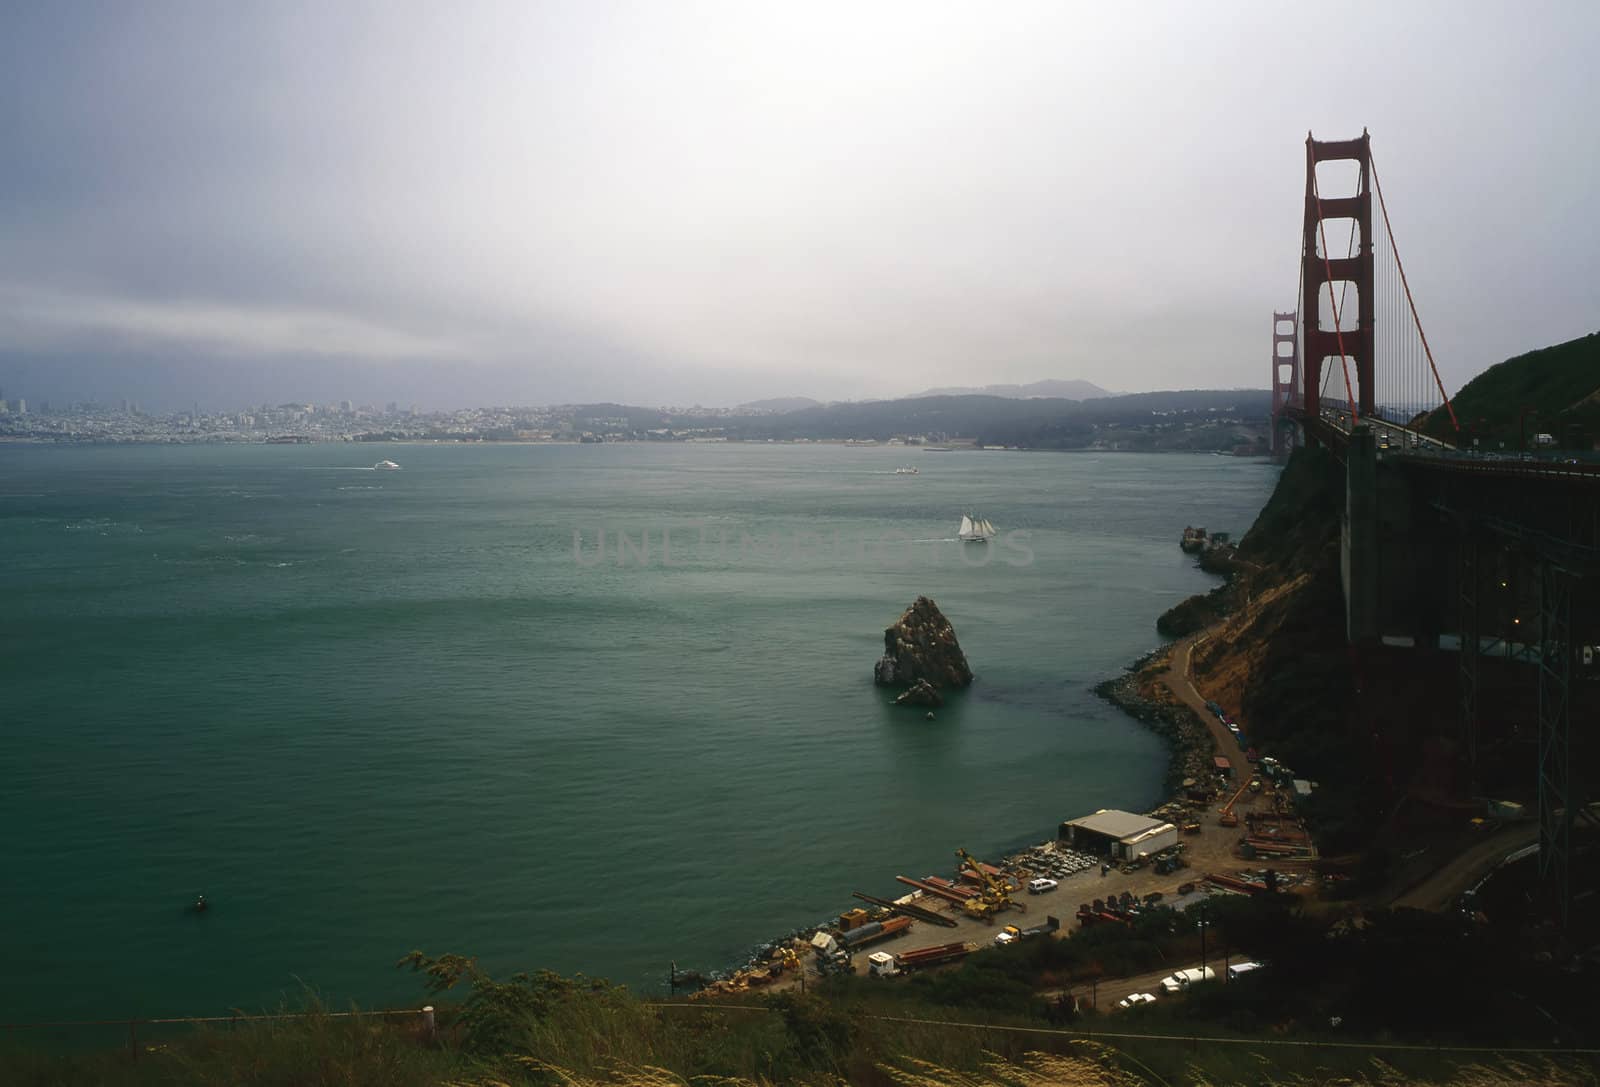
[1268, 131, 1600, 930]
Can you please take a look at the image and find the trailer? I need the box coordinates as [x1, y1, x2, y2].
[1020, 915, 1060, 939]
[851, 891, 959, 928]
[891, 941, 979, 971]
[1204, 872, 1268, 895]
[838, 916, 913, 948]
[895, 875, 973, 904]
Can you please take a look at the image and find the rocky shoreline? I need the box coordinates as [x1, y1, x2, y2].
[1093, 645, 1219, 804]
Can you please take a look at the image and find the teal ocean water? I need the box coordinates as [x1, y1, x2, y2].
[0, 442, 1275, 1022]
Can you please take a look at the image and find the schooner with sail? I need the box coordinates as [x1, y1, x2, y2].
[958, 515, 997, 543]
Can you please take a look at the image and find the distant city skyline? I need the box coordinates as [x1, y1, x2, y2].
[3, 4, 1597, 410]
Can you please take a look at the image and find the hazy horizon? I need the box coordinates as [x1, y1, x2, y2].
[3, 2, 1597, 411]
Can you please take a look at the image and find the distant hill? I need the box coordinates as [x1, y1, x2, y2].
[734, 396, 821, 414]
[714, 388, 1271, 447]
[546, 388, 1270, 450]
[1426, 330, 1600, 446]
[911, 379, 1112, 400]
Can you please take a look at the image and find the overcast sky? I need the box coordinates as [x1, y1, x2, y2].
[1, 1, 1596, 409]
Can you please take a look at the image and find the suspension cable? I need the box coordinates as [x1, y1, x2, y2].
[1370, 145, 1459, 432]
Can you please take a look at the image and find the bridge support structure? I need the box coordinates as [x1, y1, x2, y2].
[1342, 426, 1380, 643]
[1458, 530, 1480, 775]
[1270, 311, 1299, 457]
[1537, 562, 1574, 929]
[1301, 132, 1375, 423]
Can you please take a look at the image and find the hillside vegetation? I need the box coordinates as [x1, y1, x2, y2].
[1425, 329, 1600, 446]
[10, 911, 1598, 1087]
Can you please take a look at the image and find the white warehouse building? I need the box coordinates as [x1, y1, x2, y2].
[1059, 809, 1179, 861]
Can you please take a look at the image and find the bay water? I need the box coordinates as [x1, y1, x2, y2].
[0, 442, 1275, 1022]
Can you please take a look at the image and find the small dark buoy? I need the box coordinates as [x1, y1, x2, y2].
[193, 894, 208, 914]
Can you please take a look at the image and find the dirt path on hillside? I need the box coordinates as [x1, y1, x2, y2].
[1167, 616, 1543, 916]
[1159, 632, 1238, 761]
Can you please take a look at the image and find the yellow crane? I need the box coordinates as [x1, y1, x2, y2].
[1218, 776, 1253, 828]
[955, 848, 1021, 922]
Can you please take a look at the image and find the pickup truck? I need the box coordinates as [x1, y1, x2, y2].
[1160, 966, 1216, 993]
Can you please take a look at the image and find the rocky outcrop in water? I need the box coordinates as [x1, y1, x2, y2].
[894, 679, 943, 707]
[873, 596, 973, 691]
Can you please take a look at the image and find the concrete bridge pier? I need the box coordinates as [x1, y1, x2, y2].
[1343, 426, 1379, 644]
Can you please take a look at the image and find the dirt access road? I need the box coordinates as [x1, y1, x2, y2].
[1166, 623, 1544, 915]
[1161, 631, 1239, 764]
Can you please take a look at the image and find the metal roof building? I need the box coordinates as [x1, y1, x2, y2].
[1059, 809, 1179, 860]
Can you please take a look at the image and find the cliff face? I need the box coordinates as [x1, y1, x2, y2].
[873, 596, 974, 689]
[1172, 447, 1399, 852]
[1190, 441, 1350, 755]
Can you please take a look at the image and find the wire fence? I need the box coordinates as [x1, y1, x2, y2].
[8, 998, 1598, 1067]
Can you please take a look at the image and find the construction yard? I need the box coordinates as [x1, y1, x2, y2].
[697, 767, 1319, 997]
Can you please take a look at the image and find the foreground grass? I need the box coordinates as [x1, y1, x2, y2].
[13, 911, 1600, 1087]
[6, 979, 1598, 1087]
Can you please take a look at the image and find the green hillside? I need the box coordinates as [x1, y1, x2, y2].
[1427, 330, 1600, 447]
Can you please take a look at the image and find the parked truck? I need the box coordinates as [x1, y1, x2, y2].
[994, 916, 1060, 945]
[871, 941, 980, 975]
[1160, 966, 1216, 993]
[811, 915, 914, 968]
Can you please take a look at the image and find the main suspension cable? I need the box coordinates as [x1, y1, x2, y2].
[1370, 145, 1459, 432]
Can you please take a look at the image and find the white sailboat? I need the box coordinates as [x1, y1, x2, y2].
[958, 514, 997, 543]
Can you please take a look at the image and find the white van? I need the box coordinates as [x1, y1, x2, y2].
[1226, 960, 1265, 981]
[1027, 877, 1059, 895]
[1160, 966, 1216, 993]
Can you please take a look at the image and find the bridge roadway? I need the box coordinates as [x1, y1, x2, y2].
[1286, 405, 1600, 485]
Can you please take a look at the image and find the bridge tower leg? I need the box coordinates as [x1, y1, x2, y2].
[1270, 311, 1298, 457]
[1458, 530, 1479, 776]
[1536, 562, 1573, 929]
[1343, 426, 1380, 643]
[1301, 132, 1376, 421]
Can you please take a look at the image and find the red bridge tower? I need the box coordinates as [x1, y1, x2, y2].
[1300, 131, 1375, 422]
[1269, 310, 1298, 456]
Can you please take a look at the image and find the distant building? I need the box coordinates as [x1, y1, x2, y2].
[340, 399, 354, 413]
[14, 399, 25, 414]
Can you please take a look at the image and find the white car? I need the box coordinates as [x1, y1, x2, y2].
[1117, 992, 1157, 1009]
[1027, 877, 1059, 894]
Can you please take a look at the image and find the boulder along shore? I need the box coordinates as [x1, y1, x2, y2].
[1094, 645, 1219, 805]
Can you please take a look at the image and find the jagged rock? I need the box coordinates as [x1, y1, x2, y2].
[873, 596, 974, 691]
[895, 679, 943, 707]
